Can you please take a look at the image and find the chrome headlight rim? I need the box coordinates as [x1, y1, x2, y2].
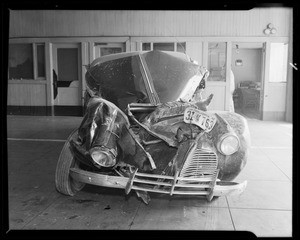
[217, 133, 240, 156]
[89, 146, 117, 167]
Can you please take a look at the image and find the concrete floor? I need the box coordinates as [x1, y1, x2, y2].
[7, 115, 292, 236]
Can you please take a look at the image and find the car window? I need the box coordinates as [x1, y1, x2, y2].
[143, 51, 199, 103]
[92, 56, 150, 111]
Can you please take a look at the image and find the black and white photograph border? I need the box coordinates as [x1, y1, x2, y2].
[3, 1, 297, 238]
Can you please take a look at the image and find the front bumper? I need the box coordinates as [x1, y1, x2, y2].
[69, 167, 247, 201]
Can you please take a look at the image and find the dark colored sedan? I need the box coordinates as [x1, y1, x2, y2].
[55, 51, 250, 204]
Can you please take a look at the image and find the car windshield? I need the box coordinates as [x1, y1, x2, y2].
[142, 51, 200, 103]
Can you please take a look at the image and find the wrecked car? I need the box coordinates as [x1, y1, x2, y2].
[55, 50, 250, 204]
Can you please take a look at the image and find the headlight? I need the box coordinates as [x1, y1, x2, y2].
[90, 147, 116, 167]
[217, 133, 240, 155]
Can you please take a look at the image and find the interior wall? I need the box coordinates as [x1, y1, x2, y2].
[8, 82, 47, 106]
[9, 8, 291, 38]
[231, 48, 262, 89]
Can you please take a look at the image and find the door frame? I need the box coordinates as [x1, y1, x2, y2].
[260, 42, 267, 120]
[231, 41, 265, 119]
[261, 41, 289, 121]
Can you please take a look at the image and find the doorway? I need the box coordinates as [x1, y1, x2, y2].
[231, 42, 264, 120]
[52, 43, 82, 116]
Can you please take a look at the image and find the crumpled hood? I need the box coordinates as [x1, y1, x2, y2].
[128, 99, 217, 148]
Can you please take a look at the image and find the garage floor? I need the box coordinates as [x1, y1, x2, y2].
[6, 115, 292, 237]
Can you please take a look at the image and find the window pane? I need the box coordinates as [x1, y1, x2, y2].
[207, 42, 226, 82]
[269, 43, 288, 82]
[37, 44, 45, 78]
[142, 43, 151, 51]
[8, 44, 33, 80]
[94, 43, 108, 46]
[177, 42, 186, 53]
[153, 42, 174, 51]
[100, 47, 123, 56]
[57, 48, 78, 81]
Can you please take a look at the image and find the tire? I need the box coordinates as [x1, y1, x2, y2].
[55, 129, 86, 196]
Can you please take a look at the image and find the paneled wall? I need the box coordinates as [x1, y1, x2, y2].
[8, 81, 47, 106]
[9, 9, 291, 38]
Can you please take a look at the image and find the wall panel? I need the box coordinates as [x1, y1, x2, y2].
[8, 82, 47, 106]
[9, 9, 291, 38]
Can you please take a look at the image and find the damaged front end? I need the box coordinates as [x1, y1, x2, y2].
[69, 95, 248, 204]
[61, 50, 250, 204]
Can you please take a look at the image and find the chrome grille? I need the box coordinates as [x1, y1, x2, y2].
[179, 148, 218, 179]
[121, 147, 219, 199]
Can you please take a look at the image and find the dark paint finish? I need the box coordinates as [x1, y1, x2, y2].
[57, 50, 250, 199]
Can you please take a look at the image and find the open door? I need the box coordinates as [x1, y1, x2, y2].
[204, 42, 228, 111]
[52, 43, 82, 116]
[261, 42, 288, 121]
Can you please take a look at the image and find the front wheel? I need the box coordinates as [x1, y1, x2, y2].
[55, 129, 85, 196]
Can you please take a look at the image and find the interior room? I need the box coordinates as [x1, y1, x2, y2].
[231, 43, 263, 120]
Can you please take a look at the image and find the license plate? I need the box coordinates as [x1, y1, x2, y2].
[183, 107, 217, 132]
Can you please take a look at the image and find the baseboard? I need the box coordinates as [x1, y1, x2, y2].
[7, 106, 84, 116]
[54, 106, 83, 116]
[7, 106, 52, 116]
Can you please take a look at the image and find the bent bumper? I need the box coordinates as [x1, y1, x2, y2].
[69, 167, 247, 201]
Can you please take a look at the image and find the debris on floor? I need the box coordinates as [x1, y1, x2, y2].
[104, 205, 111, 210]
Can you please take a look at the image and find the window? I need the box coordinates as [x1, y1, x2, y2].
[57, 48, 79, 82]
[142, 42, 186, 53]
[153, 42, 174, 51]
[269, 43, 288, 83]
[36, 44, 46, 78]
[100, 48, 123, 56]
[9, 44, 33, 80]
[207, 42, 227, 82]
[142, 43, 151, 51]
[8, 43, 46, 80]
[177, 42, 186, 53]
[94, 43, 125, 58]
